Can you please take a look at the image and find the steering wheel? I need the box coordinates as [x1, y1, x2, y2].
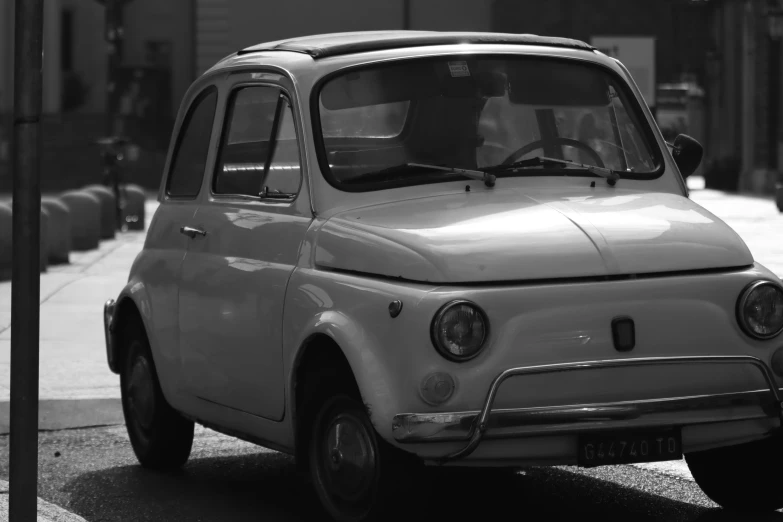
[502, 137, 605, 169]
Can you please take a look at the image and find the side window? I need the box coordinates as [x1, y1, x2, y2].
[214, 85, 302, 197]
[166, 88, 218, 198]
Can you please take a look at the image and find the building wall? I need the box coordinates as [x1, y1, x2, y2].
[124, 0, 193, 110]
[0, 0, 62, 114]
[410, 0, 492, 31]
[700, 0, 778, 192]
[61, 0, 105, 114]
[493, 0, 713, 90]
[0, 0, 191, 192]
[701, 1, 744, 173]
[195, 0, 494, 76]
[58, 0, 193, 116]
[196, 0, 230, 78]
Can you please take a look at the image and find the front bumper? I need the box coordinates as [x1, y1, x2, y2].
[391, 355, 783, 464]
[103, 299, 117, 374]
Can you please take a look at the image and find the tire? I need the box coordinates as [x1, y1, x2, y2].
[120, 321, 195, 470]
[685, 434, 783, 512]
[309, 394, 421, 522]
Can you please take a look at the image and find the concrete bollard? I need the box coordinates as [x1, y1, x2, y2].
[83, 184, 117, 240]
[41, 197, 72, 264]
[0, 203, 10, 281]
[122, 184, 147, 231]
[0, 203, 52, 278]
[60, 190, 101, 251]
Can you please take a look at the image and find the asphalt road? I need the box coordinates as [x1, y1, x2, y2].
[0, 425, 782, 522]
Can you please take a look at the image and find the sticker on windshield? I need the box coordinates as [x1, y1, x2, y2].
[448, 61, 470, 77]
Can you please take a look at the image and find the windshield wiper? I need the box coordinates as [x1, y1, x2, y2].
[367, 162, 496, 187]
[486, 156, 620, 186]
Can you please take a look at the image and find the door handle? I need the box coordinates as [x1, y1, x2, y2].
[180, 226, 207, 239]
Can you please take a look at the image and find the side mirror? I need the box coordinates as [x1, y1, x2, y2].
[671, 134, 703, 178]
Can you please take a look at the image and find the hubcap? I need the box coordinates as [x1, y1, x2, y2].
[127, 350, 155, 430]
[321, 412, 377, 503]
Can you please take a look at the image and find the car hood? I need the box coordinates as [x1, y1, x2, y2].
[313, 188, 754, 283]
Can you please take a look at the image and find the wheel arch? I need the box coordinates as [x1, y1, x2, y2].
[110, 295, 145, 371]
[290, 332, 362, 471]
[108, 281, 156, 374]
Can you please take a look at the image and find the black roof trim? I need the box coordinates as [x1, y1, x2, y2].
[237, 31, 595, 60]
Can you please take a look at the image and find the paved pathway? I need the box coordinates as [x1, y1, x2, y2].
[687, 185, 783, 276]
[0, 201, 155, 432]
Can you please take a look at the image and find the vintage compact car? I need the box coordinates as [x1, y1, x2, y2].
[103, 31, 783, 520]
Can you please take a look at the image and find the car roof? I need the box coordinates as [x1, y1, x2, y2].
[235, 30, 595, 60]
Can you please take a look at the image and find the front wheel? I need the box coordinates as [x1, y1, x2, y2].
[309, 394, 420, 522]
[685, 434, 783, 512]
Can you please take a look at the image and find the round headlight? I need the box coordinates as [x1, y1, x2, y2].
[431, 300, 489, 361]
[737, 281, 783, 339]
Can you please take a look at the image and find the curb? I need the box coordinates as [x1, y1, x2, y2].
[0, 480, 86, 522]
[0, 399, 124, 435]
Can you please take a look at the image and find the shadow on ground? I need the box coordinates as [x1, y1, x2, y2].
[57, 451, 782, 522]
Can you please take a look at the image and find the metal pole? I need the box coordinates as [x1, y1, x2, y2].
[9, 0, 43, 519]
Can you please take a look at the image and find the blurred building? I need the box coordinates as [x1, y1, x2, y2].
[0, 0, 780, 194]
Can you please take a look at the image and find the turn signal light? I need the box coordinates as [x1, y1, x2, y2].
[419, 372, 456, 406]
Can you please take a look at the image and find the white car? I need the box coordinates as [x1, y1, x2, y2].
[104, 30, 783, 521]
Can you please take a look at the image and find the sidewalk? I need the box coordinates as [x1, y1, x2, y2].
[686, 176, 783, 277]
[0, 200, 157, 433]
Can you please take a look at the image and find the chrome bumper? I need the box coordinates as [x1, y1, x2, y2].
[103, 299, 117, 374]
[391, 355, 783, 464]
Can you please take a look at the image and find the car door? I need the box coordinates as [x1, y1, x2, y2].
[177, 72, 312, 421]
[143, 84, 218, 398]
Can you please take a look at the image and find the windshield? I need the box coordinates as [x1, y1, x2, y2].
[315, 55, 662, 191]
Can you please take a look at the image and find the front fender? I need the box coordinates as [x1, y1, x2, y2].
[293, 309, 398, 423]
[284, 268, 441, 441]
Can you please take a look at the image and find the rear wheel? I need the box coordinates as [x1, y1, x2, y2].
[685, 435, 783, 512]
[308, 393, 422, 522]
[120, 320, 194, 469]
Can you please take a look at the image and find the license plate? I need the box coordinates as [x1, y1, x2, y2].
[577, 429, 682, 468]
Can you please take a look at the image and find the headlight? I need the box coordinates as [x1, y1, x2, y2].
[736, 281, 783, 339]
[430, 300, 489, 361]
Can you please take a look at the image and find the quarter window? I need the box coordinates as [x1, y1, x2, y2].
[166, 88, 218, 198]
[214, 85, 302, 197]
